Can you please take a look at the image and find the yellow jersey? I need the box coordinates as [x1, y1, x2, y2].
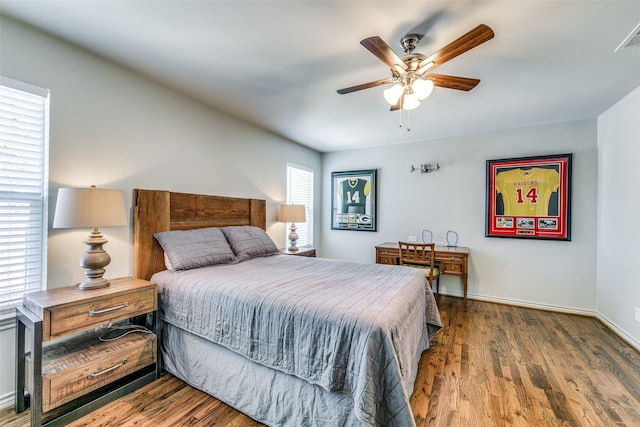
[495, 168, 559, 216]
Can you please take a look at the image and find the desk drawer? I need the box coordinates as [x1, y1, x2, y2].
[28, 329, 156, 412]
[377, 255, 399, 265]
[442, 262, 463, 274]
[48, 288, 156, 339]
[376, 248, 399, 265]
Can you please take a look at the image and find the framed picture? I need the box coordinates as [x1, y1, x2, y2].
[486, 153, 572, 240]
[331, 169, 377, 231]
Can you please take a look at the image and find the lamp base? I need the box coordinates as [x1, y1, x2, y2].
[78, 277, 111, 290]
[78, 228, 112, 290]
[288, 223, 299, 252]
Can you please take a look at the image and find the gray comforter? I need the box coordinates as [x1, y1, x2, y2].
[152, 255, 441, 426]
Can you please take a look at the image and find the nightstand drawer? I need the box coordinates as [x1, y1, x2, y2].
[48, 287, 156, 339]
[28, 329, 156, 412]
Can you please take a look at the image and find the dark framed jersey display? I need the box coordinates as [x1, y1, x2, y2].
[486, 153, 572, 240]
[331, 169, 377, 231]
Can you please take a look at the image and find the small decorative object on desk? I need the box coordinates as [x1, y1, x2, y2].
[421, 229, 433, 243]
[446, 230, 459, 247]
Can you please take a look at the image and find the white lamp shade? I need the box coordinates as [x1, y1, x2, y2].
[279, 204, 306, 223]
[53, 187, 127, 229]
[383, 84, 404, 105]
[402, 93, 421, 110]
[412, 79, 434, 100]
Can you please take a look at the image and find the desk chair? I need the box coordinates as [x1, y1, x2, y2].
[398, 241, 440, 294]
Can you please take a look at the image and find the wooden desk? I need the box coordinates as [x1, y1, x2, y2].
[375, 242, 470, 302]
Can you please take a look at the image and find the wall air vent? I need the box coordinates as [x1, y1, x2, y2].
[615, 22, 640, 52]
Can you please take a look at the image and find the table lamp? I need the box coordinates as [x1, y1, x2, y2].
[279, 204, 306, 252]
[53, 185, 127, 290]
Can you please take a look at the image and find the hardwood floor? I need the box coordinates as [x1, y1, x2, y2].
[411, 296, 640, 426]
[2, 295, 639, 426]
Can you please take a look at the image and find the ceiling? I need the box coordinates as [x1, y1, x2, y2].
[2, 1, 640, 153]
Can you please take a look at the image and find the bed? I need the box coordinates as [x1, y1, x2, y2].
[132, 189, 441, 426]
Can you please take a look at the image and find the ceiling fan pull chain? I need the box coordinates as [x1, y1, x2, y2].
[406, 110, 411, 132]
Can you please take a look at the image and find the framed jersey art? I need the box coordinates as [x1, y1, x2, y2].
[486, 153, 572, 240]
[331, 169, 377, 231]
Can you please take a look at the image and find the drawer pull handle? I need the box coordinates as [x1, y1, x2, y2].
[88, 302, 129, 316]
[87, 359, 128, 379]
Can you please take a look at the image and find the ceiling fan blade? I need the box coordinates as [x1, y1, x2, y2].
[419, 24, 494, 71]
[427, 73, 480, 91]
[337, 78, 393, 95]
[360, 36, 408, 71]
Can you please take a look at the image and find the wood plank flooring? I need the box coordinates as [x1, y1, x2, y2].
[2, 295, 640, 426]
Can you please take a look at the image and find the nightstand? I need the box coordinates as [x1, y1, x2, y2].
[280, 247, 316, 257]
[15, 277, 159, 427]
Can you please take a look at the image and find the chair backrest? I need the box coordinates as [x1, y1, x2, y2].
[398, 241, 436, 268]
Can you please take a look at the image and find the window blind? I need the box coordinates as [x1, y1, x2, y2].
[287, 163, 313, 247]
[0, 77, 49, 309]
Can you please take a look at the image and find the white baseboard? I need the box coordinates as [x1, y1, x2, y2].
[0, 391, 14, 410]
[440, 290, 596, 316]
[596, 312, 640, 353]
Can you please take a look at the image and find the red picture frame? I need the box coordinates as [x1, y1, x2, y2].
[486, 153, 572, 240]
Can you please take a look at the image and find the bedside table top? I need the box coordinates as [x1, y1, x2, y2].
[280, 247, 316, 256]
[23, 277, 155, 313]
[21, 277, 158, 341]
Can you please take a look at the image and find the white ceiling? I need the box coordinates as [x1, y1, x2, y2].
[2, 1, 640, 153]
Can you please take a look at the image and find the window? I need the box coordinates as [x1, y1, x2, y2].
[286, 163, 313, 247]
[0, 77, 49, 309]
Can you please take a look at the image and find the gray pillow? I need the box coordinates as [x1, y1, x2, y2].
[221, 226, 279, 262]
[154, 227, 237, 271]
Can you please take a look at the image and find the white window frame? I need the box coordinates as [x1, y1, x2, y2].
[0, 76, 50, 313]
[286, 163, 313, 248]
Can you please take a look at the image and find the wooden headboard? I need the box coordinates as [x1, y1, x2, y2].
[133, 189, 267, 281]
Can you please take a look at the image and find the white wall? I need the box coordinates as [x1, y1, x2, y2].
[322, 120, 598, 313]
[0, 16, 321, 406]
[597, 85, 640, 349]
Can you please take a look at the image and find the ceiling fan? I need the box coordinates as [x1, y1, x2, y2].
[337, 24, 495, 111]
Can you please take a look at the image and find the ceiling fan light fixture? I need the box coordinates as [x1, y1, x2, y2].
[383, 84, 404, 105]
[402, 93, 420, 110]
[412, 79, 434, 100]
[392, 64, 406, 74]
[417, 61, 435, 74]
